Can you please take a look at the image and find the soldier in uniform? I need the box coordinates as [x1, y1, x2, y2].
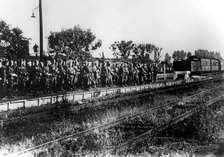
[13, 60, 19, 93]
[91, 62, 98, 88]
[117, 64, 124, 86]
[100, 62, 107, 87]
[138, 64, 144, 85]
[6, 60, 16, 98]
[33, 61, 42, 96]
[0, 60, 7, 98]
[133, 63, 139, 85]
[113, 64, 119, 86]
[26, 61, 33, 93]
[123, 63, 129, 86]
[62, 61, 69, 90]
[41, 61, 51, 94]
[146, 64, 152, 83]
[72, 60, 79, 90]
[49, 61, 58, 93]
[80, 62, 90, 90]
[67, 62, 75, 91]
[142, 64, 148, 84]
[106, 62, 113, 87]
[17, 60, 28, 96]
[57, 60, 66, 91]
[127, 63, 134, 85]
[153, 64, 158, 83]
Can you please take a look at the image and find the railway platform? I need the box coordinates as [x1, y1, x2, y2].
[0, 73, 219, 112]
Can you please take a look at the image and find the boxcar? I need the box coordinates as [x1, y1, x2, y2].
[201, 58, 210, 72]
[211, 59, 219, 71]
[220, 60, 224, 71]
[173, 56, 223, 76]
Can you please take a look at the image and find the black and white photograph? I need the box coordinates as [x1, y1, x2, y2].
[0, 0, 224, 156]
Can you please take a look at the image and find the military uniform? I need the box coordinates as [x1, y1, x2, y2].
[80, 63, 89, 90]
[42, 64, 51, 93]
[72, 63, 79, 90]
[57, 62, 66, 91]
[127, 64, 134, 85]
[17, 62, 28, 96]
[100, 63, 107, 87]
[6, 61, 15, 98]
[138, 65, 144, 85]
[0, 62, 6, 98]
[26, 62, 33, 93]
[106, 62, 113, 87]
[112, 64, 119, 86]
[63, 63, 69, 90]
[123, 64, 129, 86]
[91, 63, 98, 88]
[146, 65, 152, 83]
[117, 64, 124, 86]
[67, 64, 75, 90]
[49, 64, 58, 92]
[33, 63, 42, 95]
[153, 65, 158, 83]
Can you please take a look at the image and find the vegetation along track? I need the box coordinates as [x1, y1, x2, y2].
[109, 93, 224, 155]
[1, 79, 221, 144]
[6, 82, 224, 157]
[0, 77, 223, 126]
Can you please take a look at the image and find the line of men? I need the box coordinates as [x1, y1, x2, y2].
[0, 59, 158, 98]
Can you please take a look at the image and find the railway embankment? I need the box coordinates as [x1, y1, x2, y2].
[1, 80, 224, 156]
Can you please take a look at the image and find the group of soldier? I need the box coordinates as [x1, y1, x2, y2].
[0, 58, 159, 99]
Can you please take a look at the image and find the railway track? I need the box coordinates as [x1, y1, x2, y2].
[1, 81, 221, 144]
[6, 84, 224, 157]
[1, 76, 223, 126]
[110, 94, 224, 154]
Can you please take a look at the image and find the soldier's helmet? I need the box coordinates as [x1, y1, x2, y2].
[9, 60, 13, 66]
[74, 61, 77, 66]
[35, 60, 39, 66]
[13, 60, 17, 66]
[67, 61, 72, 67]
[2, 60, 8, 66]
[17, 60, 21, 66]
[39, 61, 44, 67]
[47, 60, 52, 66]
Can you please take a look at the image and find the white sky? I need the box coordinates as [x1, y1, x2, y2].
[0, 0, 224, 58]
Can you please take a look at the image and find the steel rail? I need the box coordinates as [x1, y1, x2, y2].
[111, 95, 224, 154]
[7, 84, 224, 157]
[1, 77, 223, 145]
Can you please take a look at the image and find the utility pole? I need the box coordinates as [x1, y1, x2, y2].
[39, 0, 43, 61]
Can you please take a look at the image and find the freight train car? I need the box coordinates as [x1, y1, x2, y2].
[173, 56, 223, 79]
[219, 60, 224, 71]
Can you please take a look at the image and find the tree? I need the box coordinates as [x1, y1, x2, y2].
[133, 43, 161, 64]
[0, 20, 29, 58]
[172, 50, 186, 61]
[164, 53, 171, 63]
[110, 40, 135, 61]
[214, 52, 223, 60]
[48, 25, 102, 60]
[153, 47, 162, 64]
[187, 51, 192, 58]
[195, 49, 222, 59]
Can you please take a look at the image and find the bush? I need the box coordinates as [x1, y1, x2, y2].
[161, 100, 224, 144]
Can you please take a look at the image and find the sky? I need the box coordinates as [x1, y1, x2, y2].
[0, 0, 224, 59]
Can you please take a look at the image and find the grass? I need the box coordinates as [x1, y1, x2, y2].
[1, 81, 224, 156]
[0, 96, 159, 156]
